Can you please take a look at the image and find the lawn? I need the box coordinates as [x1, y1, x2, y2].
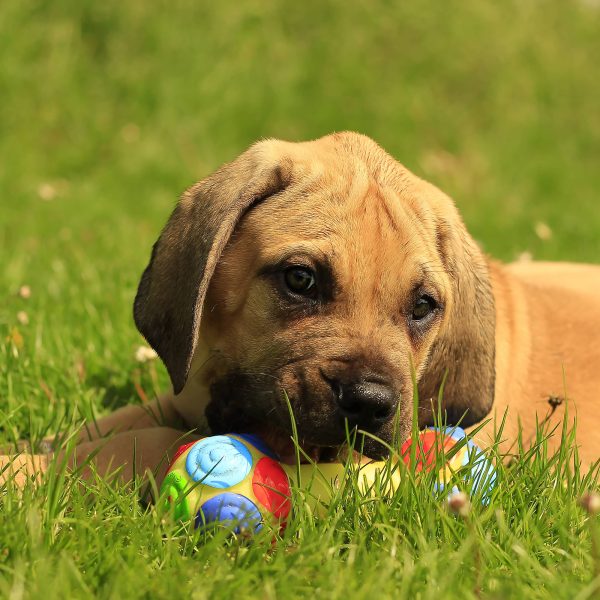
[1, 0, 600, 597]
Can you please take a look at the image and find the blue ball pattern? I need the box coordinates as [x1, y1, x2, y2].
[430, 427, 497, 501]
[197, 492, 263, 533]
[185, 436, 252, 488]
[465, 439, 497, 500]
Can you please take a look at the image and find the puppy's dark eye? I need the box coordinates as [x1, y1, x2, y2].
[284, 267, 316, 295]
[411, 295, 437, 320]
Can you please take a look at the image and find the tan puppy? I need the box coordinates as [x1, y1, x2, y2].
[3, 132, 599, 486]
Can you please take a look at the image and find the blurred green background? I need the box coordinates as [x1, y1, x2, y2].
[1, 0, 599, 438]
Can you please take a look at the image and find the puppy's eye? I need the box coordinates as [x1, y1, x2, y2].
[284, 267, 316, 295]
[411, 295, 437, 320]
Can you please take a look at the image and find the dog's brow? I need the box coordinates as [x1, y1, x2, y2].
[420, 260, 448, 278]
[264, 244, 331, 267]
[410, 261, 447, 296]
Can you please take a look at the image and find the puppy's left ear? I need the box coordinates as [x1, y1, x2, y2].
[133, 142, 292, 394]
[418, 208, 496, 427]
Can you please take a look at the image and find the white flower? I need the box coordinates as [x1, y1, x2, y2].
[579, 492, 600, 515]
[516, 251, 533, 263]
[447, 491, 471, 517]
[18, 285, 31, 299]
[37, 183, 57, 201]
[135, 345, 158, 363]
[534, 222, 553, 241]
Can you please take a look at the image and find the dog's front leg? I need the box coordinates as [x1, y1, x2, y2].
[21, 393, 185, 455]
[1, 395, 184, 457]
[77, 394, 183, 442]
[1, 426, 199, 489]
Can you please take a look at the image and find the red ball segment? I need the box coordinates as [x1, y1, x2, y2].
[252, 457, 292, 520]
[400, 431, 458, 472]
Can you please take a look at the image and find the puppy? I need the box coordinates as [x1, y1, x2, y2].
[3, 132, 599, 486]
[101, 130, 600, 466]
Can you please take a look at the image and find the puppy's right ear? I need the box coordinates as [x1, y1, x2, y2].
[133, 142, 292, 394]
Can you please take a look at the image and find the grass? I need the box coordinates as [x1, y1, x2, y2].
[1, 0, 599, 597]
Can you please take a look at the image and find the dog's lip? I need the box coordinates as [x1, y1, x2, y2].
[250, 426, 339, 464]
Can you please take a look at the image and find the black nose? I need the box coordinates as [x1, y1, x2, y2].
[330, 378, 397, 429]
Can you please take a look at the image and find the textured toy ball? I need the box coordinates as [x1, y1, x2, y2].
[399, 426, 497, 498]
[161, 434, 292, 534]
[161, 427, 496, 533]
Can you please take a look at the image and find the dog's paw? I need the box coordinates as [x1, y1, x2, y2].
[0, 438, 54, 456]
[0, 454, 49, 489]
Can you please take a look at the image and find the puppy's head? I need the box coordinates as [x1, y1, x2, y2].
[134, 133, 495, 460]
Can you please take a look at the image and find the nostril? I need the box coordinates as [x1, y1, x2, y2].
[328, 377, 344, 404]
[335, 380, 397, 425]
[340, 400, 362, 417]
[374, 405, 393, 420]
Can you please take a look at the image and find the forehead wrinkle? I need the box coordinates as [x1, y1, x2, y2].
[372, 184, 404, 234]
[337, 160, 370, 222]
[396, 196, 436, 257]
[335, 186, 408, 315]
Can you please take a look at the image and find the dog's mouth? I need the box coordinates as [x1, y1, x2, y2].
[206, 405, 371, 464]
[205, 398, 393, 464]
[251, 425, 343, 464]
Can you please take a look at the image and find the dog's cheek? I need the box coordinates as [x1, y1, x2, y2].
[406, 315, 441, 370]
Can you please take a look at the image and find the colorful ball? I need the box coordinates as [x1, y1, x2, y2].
[161, 434, 291, 534]
[400, 427, 496, 498]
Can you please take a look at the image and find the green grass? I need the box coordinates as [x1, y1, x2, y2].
[1, 0, 600, 597]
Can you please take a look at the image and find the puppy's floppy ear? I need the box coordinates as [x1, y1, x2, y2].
[134, 142, 292, 394]
[418, 209, 496, 427]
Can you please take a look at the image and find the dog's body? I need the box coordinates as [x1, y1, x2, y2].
[3, 132, 599, 486]
[488, 260, 600, 460]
